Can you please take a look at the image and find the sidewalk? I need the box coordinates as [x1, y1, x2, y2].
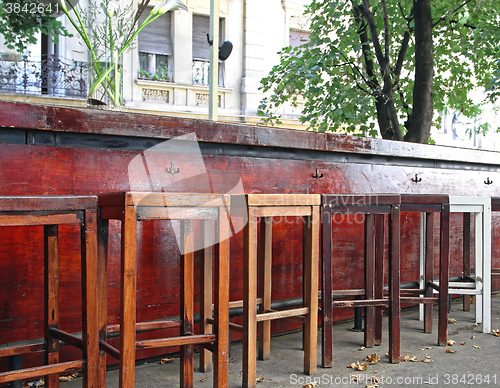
[62, 292, 500, 387]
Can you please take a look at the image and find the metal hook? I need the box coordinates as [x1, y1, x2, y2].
[485, 177, 493, 185]
[312, 168, 324, 179]
[166, 162, 180, 175]
[411, 174, 422, 183]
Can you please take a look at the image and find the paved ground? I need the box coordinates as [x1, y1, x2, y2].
[61, 292, 500, 387]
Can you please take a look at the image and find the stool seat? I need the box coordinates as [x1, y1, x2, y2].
[0, 195, 99, 388]
[98, 191, 230, 388]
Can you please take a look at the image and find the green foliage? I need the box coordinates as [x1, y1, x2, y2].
[0, 0, 71, 53]
[259, 0, 500, 140]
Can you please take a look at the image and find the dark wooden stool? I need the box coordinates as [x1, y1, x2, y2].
[0, 195, 99, 388]
[397, 194, 450, 345]
[97, 192, 230, 388]
[321, 194, 401, 368]
[230, 194, 320, 388]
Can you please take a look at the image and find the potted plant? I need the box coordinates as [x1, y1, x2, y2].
[139, 69, 150, 79]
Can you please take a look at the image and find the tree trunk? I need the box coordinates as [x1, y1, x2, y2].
[405, 0, 433, 143]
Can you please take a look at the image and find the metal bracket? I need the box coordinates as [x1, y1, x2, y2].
[166, 162, 180, 175]
[411, 174, 422, 183]
[313, 168, 324, 179]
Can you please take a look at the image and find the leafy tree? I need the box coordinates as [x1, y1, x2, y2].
[0, 0, 71, 53]
[258, 0, 500, 143]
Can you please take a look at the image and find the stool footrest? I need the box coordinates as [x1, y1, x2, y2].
[401, 297, 438, 304]
[256, 307, 309, 322]
[0, 341, 45, 358]
[99, 340, 120, 360]
[136, 334, 216, 350]
[332, 289, 366, 297]
[49, 328, 83, 350]
[107, 319, 182, 334]
[333, 299, 389, 308]
[0, 360, 84, 384]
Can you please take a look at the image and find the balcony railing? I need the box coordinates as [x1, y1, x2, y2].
[0, 54, 88, 98]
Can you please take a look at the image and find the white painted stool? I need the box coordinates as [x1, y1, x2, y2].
[420, 196, 491, 333]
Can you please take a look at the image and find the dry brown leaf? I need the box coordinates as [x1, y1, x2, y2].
[160, 357, 175, 364]
[447, 339, 456, 346]
[491, 329, 500, 337]
[471, 335, 476, 339]
[445, 348, 457, 354]
[401, 353, 418, 362]
[359, 346, 366, 351]
[256, 377, 265, 383]
[449, 318, 457, 324]
[474, 322, 479, 327]
[461, 341, 467, 346]
[200, 377, 208, 382]
[426, 346, 433, 350]
[422, 356, 433, 363]
[303, 383, 316, 388]
[366, 384, 379, 388]
[59, 373, 79, 382]
[351, 374, 361, 382]
[473, 345, 480, 349]
[347, 361, 368, 371]
[370, 376, 381, 383]
[365, 353, 381, 365]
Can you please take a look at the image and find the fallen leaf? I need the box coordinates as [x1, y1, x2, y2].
[447, 339, 456, 346]
[474, 322, 479, 327]
[449, 318, 457, 324]
[200, 377, 208, 382]
[366, 384, 379, 388]
[422, 358, 433, 363]
[160, 357, 175, 364]
[256, 377, 265, 383]
[461, 341, 467, 345]
[59, 373, 79, 382]
[471, 335, 476, 339]
[359, 346, 366, 351]
[401, 353, 418, 362]
[491, 329, 500, 337]
[426, 346, 433, 350]
[351, 374, 361, 382]
[473, 345, 480, 349]
[347, 361, 368, 371]
[445, 348, 457, 354]
[365, 353, 381, 365]
[370, 376, 381, 383]
[303, 384, 316, 388]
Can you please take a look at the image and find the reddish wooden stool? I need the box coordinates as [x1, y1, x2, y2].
[397, 195, 450, 345]
[321, 194, 401, 368]
[230, 194, 320, 388]
[0, 196, 99, 388]
[97, 192, 230, 388]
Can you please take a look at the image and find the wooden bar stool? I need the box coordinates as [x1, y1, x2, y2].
[398, 194, 450, 346]
[438, 196, 491, 333]
[230, 194, 320, 388]
[0, 195, 99, 388]
[321, 194, 401, 368]
[97, 192, 230, 388]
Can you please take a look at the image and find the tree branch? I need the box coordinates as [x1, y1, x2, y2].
[432, 0, 474, 28]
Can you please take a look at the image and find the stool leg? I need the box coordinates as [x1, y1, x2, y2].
[463, 213, 471, 312]
[258, 217, 272, 361]
[474, 212, 483, 325]
[243, 210, 257, 388]
[482, 205, 492, 334]
[82, 208, 99, 388]
[200, 220, 213, 373]
[303, 206, 319, 375]
[97, 217, 109, 387]
[364, 214, 375, 348]
[388, 205, 400, 363]
[44, 224, 60, 388]
[438, 205, 450, 345]
[424, 212, 434, 334]
[321, 207, 333, 368]
[374, 214, 384, 346]
[213, 208, 230, 387]
[180, 220, 194, 388]
[119, 206, 137, 388]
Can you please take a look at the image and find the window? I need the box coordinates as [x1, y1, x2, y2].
[137, 10, 173, 81]
[192, 15, 224, 86]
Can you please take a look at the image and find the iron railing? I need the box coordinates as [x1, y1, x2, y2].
[0, 54, 88, 98]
